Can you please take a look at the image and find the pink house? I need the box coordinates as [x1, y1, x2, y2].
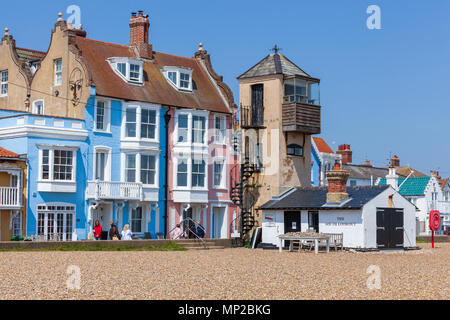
[166, 46, 238, 239]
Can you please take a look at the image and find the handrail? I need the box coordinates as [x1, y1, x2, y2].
[229, 215, 240, 236]
[166, 217, 207, 248]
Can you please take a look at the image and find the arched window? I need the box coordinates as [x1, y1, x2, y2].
[287, 144, 303, 157]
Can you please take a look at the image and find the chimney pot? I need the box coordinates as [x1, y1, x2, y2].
[336, 144, 352, 165]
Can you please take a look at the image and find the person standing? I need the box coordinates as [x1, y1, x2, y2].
[196, 221, 205, 239]
[121, 224, 133, 240]
[171, 224, 183, 240]
[93, 220, 102, 240]
[109, 221, 120, 240]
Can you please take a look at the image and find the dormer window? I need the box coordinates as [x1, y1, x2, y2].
[107, 57, 144, 85]
[163, 67, 193, 92]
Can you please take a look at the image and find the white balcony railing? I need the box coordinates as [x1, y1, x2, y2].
[0, 187, 21, 207]
[86, 181, 142, 200]
[428, 201, 450, 214]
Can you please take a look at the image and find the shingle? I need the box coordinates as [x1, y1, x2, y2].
[312, 137, 334, 154]
[260, 186, 390, 210]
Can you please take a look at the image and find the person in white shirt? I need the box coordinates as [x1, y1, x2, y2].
[121, 224, 133, 240]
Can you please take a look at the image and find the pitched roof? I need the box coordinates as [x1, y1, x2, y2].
[0, 147, 19, 158]
[395, 166, 428, 178]
[438, 178, 449, 190]
[312, 137, 334, 154]
[378, 177, 431, 196]
[343, 164, 389, 180]
[238, 53, 315, 80]
[260, 186, 390, 210]
[75, 37, 230, 113]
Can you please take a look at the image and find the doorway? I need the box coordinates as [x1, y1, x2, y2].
[93, 203, 113, 239]
[213, 206, 227, 239]
[308, 211, 319, 232]
[376, 208, 404, 249]
[284, 211, 301, 247]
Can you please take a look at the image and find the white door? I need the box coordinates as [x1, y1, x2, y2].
[262, 212, 280, 245]
[213, 207, 227, 239]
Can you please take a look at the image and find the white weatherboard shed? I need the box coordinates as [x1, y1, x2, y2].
[260, 186, 417, 249]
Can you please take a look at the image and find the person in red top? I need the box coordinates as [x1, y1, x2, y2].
[93, 220, 102, 240]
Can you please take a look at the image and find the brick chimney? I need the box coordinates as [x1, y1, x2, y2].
[336, 144, 352, 165]
[129, 11, 152, 59]
[391, 155, 400, 167]
[326, 162, 350, 203]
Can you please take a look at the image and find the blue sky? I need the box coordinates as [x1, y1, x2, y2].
[1, 0, 449, 176]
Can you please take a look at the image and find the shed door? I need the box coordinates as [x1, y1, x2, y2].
[376, 208, 404, 249]
[284, 211, 301, 233]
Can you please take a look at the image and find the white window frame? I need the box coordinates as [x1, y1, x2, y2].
[11, 211, 22, 237]
[174, 154, 190, 189]
[107, 57, 144, 85]
[214, 115, 226, 145]
[122, 103, 160, 143]
[54, 59, 62, 86]
[32, 99, 44, 115]
[121, 152, 159, 188]
[38, 147, 77, 183]
[0, 70, 8, 96]
[174, 110, 208, 147]
[192, 114, 207, 145]
[191, 157, 207, 189]
[94, 98, 111, 133]
[130, 206, 144, 234]
[36, 203, 75, 241]
[213, 157, 227, 189]
[173, 152, 208, 191]
[93, 146, 112, 181]
[162, 66, 193, 92]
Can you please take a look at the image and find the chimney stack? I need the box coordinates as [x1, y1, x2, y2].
[129, 11, 152, 59]
[326, 162, 350, 203]
[336, 144, 352, 165]
[386, 167, 398, 190]
[391, 155, 400, 167]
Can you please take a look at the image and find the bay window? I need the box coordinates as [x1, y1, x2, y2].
[140, 155, 156, 185]
[192, 159, 206, 188]
[192, 115, 206, 144]
[177, 158, 188, 187]
[123, 104, 159, 142]
[214, 116, 226, 144]
[125, 154, 136, 182]
[40, 148, 75, 182]
[177, 114, 189, 143]
[130, 207, 143, 233]
[123, 153, 158, 186]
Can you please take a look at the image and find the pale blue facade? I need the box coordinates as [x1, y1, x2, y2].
[0, 89, 167, 240]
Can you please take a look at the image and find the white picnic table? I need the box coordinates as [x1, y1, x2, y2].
[278, 233, 330, 254]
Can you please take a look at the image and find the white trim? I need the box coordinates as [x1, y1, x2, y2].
[212, 156, 227, 190]
[162, 66, 193, 92]
[121, 103, 161, 144]
[93, 146, 112, 182]
[94, 98, 111, 133]
[0, 126, 87, 141]
[32, 99, 45, 115]
[107, 57, 144, 85]
[0, 69, 8, 97]
[54, 59, 62, 86]
[213, 114, 227, 145]
[121, 151, 159, 189]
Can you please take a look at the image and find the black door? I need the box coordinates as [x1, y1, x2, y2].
[308, 211, 319, 232]
[284, 211, 301, 247]
[376, 208, 404, 249]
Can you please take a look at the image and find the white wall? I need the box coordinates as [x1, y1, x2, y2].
[362, 187, 416, 249]
[318, 210, 364, 248]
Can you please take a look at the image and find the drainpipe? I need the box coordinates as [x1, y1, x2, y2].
[163, 108, 172, 239]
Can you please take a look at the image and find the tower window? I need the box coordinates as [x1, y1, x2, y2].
[287, 144, 303, 157]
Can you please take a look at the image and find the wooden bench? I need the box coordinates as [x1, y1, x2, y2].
[320, 233, 344, 251]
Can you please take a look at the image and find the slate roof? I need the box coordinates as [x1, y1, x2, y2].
[312, 137, 334, 154]
[0, 147, 19, 158]
[74, 37, 231, 114]
[378, 177, 431, 196]
[238, 53, 316, 80]
[395, 166, 428, 178]
[260, 186, 390, 210]
[343, 164, 389, 180]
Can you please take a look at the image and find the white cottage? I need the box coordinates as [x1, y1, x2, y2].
[260, 164, 417, 249]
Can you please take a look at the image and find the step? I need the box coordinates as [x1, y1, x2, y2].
[187, 246, 226, 250]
